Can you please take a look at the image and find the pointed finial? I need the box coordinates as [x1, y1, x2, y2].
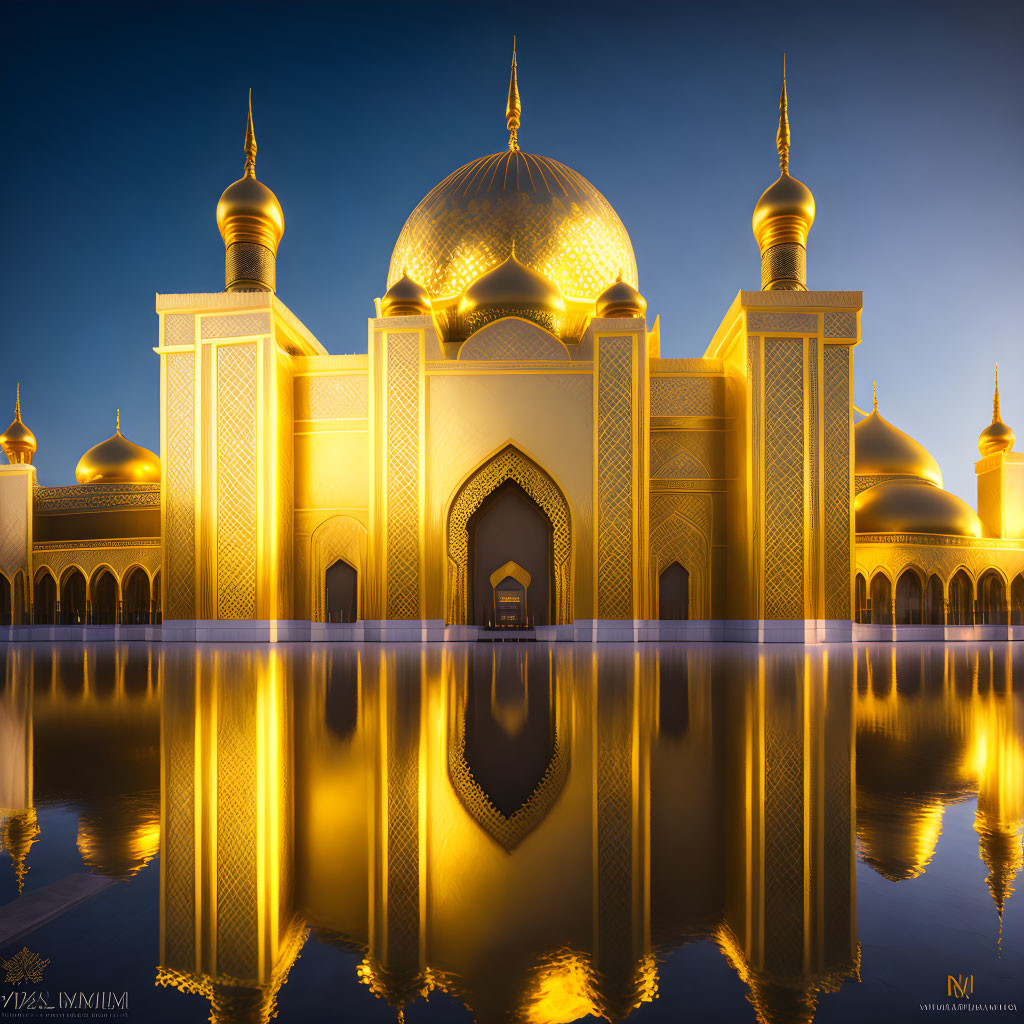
[506, 38, 521, 152]
[777, 54, 790, 176]
[116, 408, 121, 433]
[992, 365, 1002, 422]
[873, 381, 877, 412]
[244, 88, 257, 178]
[14, 382, 21, 419]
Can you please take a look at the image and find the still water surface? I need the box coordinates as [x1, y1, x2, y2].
[0, 643, 1021, 1023]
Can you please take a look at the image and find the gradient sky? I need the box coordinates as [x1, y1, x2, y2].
[2, 0, 1021, 503]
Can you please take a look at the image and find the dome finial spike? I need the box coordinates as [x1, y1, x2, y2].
[506, 38, 521, 152]
[873, 380, 877, 412]
[116, 408, 120, 434]
[14, 382, 21, 420]
[244, 88, 257, 178]
[992, 365, 1001, 422]
[777, 54, 790, 176]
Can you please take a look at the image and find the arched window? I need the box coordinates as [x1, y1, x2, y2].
[152, 571, 162, 624]
[1011, 575, 1024, 626]
[895, 570, 923, 625]
[0, 574, 10, 626]
[658, 563, 690, 621]
[925, 574, 944, 625]
[122, 568, 151, 625]
[61, 569, 87, 625]
[948, 570, 974, 626]
[870, 573, 892, 625]
[91, 570, 118, 625]
[34, 571, 56, 624]
[977, 571, 1007, 626]
[855, 573, 869, 624]
[325, 559, 358, 623]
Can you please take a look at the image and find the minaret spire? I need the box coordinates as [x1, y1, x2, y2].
[116, 408, 121, 434]
[777, 54, 790, 176]
[506, 39, 521, 152]
[873, 381, 877, 412]
[992, 365, 1002, 422]
[244, 88, 257, 178]
[14, 382, 21, 420]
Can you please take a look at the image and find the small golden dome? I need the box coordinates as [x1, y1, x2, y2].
[381, 273, 431, 316]
[978, 367, 1015, 457]
[458, 250, 565, 337]
[75, 412, 160, 485]
[595, 275, 646, 318]
[0, 384, 36, 465]
[216, 94, 284, 253]
[752, 172, 816, 249]
[854, 478, 982, 538]
[855, 397, 943, 488]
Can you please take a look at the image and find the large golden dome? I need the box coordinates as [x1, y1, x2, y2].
[854, 478, 982, 537]
[75, 414, 160, 484]
[854, 400, 943, 488]
[387, 149, 637, 302]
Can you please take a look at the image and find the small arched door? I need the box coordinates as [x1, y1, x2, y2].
[978, 571, 1007, 625]
[34, 572, 56, 624]
[0, 574, 10, 626]
[61, 570, 87, 625]
[895, 570, 923, 625]
[91, 570, 118, 625]
[325, 559, 358, 623]
[948, 570, 974, 625]
[1012, 575, 1024, 626]
[870, 574, 892, 625]
[122, 568, 151, 624]
[854, 574, 869, 624]
[925, 575, 944, 625]
[658, 563, 690, 620]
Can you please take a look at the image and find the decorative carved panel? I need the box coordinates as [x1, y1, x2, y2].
[649, 493, 711, 618]
[165, 352, 195, 619]
[295, 375, 368, 420]
[163, 314, 194, 345]
[747, 312, 818, 333]
[309, 515, 367, 621]
[650, 376, 721, 416]
[824, 311, 857, 339]
[201, 312, 271, 340]
[650, 432, 713, 480]
[459, 319, 569, 361]
[824, 347, 852, 619]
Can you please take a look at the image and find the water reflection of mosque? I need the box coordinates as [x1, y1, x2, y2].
[0, 645, 1021, 1024]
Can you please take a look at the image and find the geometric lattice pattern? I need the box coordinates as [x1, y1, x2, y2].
[747, 311, 817, 334]
[216, 344, 258, 619]
[0, 475, 28, 577]
[201, 312, 271, 340]
[446, 446, 572, 624]
[296, 375, 368, 419]
[650, 376, 721, 416]
[763, 339, 805, 619]
[459, 318, 569, 361]
[597, 337, 635, 619]
[823, 311, 856, 339]
[165, 352, 195, 619]
[808, 341, 820, 620]
[749, 338, 762, 596]
[650, 432, 712, 479]
[163, 314, 195, 345]
[385, 333, 421, 619]
[824, 347, 852, 619]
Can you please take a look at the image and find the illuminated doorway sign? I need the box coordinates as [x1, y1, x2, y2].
[489, 561, 532, 628]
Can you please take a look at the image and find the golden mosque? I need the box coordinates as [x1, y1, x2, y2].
[1, 56, 1023, 642]
[0, 644, 1021, 1024]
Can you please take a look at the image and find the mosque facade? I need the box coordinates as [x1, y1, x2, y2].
[1, 58, 1022, 642]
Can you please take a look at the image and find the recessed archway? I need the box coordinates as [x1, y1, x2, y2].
[895, 569, 923, 625]
[34, 570, 56, 624]
[122, 568, 151, 625]
[91, 569, 118, 625]
[925, 574, 944, 625]
[948, 570, 974, 626]
[61, 569, 87, 625]
[658, 562, 690, 620]
[0, 574, 10, 626]
[1011, 575, 1024, 626]
[325, 559, 358, 623]
[977, 570, 1007, 626]
[870, 573, 892, 625]
[854, 573, 869, 624]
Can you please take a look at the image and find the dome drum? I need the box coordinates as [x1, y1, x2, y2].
[224, 241, 276, 293]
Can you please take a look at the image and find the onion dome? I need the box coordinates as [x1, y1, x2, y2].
[458, 249, 565, 337]
[381, 272, 431, 316]
[856, 791, 945, 881]
[978, 367, 1015, 457]
[854, 478, 982, 537]
[75, 411, 160, 484]
[752, 58, 816, 290]
[216, 92, 284, 291]
[855, 387, 943, 488]
[596, 274, 647, 318]
[388, 44, 635, 305]
[1, 384, 37, 465]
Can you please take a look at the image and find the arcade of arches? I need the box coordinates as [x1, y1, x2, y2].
[19, 566, 161, 626]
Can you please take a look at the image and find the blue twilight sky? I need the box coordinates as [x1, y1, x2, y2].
[1, 0, 1021, 501]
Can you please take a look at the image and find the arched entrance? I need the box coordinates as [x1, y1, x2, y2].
[895, 569, 923, 625]
[447, 446, 572, 625]
[854, 573, 869, 624]
[122, 568, 151, 624]
[61, 569, 87, 625]
[91, 570, 118, 625]
[1012, 575, 1024, 626]
[948, 570, 974, 625]
[468, 482, 552, 627]
[152, 571, 162, 624]
[925, 574, 944, 625]
[870, 573, 892, 625]
[34, 571, 56, 624]
[977, 571, 1007, 625]
[658, 562, 689, 620]
[325, 559, 358, 623]
[0, 574, 10, 626]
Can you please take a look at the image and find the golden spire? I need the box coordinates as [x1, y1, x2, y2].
[873, 381, 877, 412]
[1, 382, 37, 465]
[15, 381, 21, 419]
[116, 408, 121, 433]
[244, 87, 257, 178]
[992, 365, 1002, 422]
[777, 54, 790, 176]
[506, 39, 521, 152]
[978, 364, 1016, 457]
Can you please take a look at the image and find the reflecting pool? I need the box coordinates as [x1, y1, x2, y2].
[0, 643, 1021, 1022]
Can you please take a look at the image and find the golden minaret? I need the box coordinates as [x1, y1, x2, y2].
[752, 56, 816, 290]
[0, 383, 37, 465]
[506, 38, 521, 152]
[216, 90, 285, 292]
[978, 366, 1016, 457]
